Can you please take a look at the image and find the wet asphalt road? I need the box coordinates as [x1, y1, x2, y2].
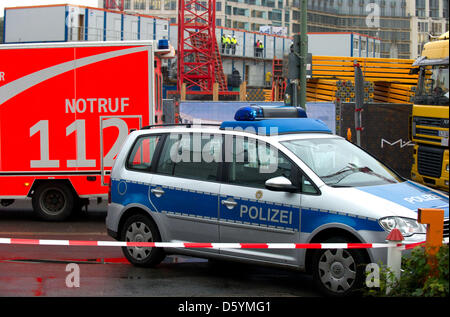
[0, 200, 321, 298]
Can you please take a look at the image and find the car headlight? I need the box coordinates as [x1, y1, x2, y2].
[379, 217, 427, 237]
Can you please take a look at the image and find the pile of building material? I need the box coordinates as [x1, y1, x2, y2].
[373, 82, 417, 103]
[306, 79, 337, 102]
[307, 79, 374, 103]
[311, 55, 420, 84]
[305, 56, 428, 104]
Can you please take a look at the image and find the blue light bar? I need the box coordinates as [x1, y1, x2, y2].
[220, 118, 332, 135]
[158, 39, 169, 50]
[234, 105, 307, 121]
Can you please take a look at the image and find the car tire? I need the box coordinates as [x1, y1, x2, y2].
[311, 237, 367, 297]
[121, 214, 165, 267]
[32, 183, 75, 221]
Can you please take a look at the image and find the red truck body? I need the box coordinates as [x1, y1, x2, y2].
[0, 41, 165, 220]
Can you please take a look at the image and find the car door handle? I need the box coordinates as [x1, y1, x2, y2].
[151, 187, 165, 197]
[221, 198, 237, 209]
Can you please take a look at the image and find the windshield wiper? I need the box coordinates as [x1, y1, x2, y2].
[322, 164, 396, 186]
[321, 163, 364, 182]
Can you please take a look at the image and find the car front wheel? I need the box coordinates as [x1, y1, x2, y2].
[311, 237, 366, 296]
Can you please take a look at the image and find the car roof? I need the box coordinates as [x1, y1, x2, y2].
[132, 124, 341, 142]
[220, 118, 332, 134]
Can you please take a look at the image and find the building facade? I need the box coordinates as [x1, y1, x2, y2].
[103, 0, 448, 59]
[409, 0, 449, 58]
[103, 0, 295, 34]
[305, 0, 412, 59]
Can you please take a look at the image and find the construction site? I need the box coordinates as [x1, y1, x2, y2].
[0, 0, 448, 189]
[1, 1, 448, 192]
[0, 0, 449, 300]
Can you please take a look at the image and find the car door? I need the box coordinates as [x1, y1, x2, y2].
[150, 132, 223, 253]
[219, 135, 301, 265]
[121, 132, 162, 206]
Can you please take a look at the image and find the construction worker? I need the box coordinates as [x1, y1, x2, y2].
[221, 34, 226, 54]
[231, 36, 237, 55]
[259, 41, 264, 58]
[225, 35, 231, 54]
[255, 40, 260, 57]
[265, 71, 272, 87]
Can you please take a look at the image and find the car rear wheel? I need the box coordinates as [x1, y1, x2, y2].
[311, 237, 366, 296]
[32, 183, 75, 221]
[121, 214, 165, 267]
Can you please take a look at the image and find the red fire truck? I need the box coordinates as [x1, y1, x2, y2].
[0, 40, 172, 221]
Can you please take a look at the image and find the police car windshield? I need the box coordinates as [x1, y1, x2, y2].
[281, 138, 404, 187]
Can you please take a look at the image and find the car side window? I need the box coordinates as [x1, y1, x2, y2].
[225, 136, 293, 188]
[156, 133, 223, 181]
[301, 173, 319, 194]
[126, 134, 162, 171]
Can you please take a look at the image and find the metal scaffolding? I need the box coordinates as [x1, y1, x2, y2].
[177, 0, 227, 95]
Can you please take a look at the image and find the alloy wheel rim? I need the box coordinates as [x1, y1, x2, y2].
[318, 249, 357, 293]
[125, 222, 153, 260]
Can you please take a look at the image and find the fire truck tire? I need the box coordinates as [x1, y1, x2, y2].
[32, 183, 75, 221]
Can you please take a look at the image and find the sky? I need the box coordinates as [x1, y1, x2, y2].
[1, 0, 99, 17]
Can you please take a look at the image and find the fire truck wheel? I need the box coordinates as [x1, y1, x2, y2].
[32, 183, 75, 221]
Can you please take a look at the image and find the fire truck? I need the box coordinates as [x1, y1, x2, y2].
[0, 40, 173, 220]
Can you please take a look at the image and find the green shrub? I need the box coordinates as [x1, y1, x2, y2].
[365, 244, 449, 297]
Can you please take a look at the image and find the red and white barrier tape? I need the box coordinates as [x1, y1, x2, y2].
[0, 237, 432, 249]
[403, 241, 426, 250]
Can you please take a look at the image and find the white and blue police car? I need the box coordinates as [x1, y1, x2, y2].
[106, 106, 449, 296]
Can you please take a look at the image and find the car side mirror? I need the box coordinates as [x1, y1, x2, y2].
[265, 176, 298, 193]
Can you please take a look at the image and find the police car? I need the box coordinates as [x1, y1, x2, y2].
[106, 106, 449, 296]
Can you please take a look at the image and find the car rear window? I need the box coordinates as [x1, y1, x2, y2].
[126, 134, 162, 171]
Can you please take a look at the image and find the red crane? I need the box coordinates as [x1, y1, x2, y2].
[105, 0, 230, 97]
[177, 0, 227, 95]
